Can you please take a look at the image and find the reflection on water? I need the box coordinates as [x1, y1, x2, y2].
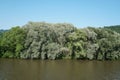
[0, 59, 120, 80]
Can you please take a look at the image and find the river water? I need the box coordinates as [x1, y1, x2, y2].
[0, 59, 120, 80]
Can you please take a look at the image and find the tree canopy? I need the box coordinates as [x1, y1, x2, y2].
[0, 22, 120, 60]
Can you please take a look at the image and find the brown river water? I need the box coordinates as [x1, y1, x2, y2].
[0, 59, 120, 80]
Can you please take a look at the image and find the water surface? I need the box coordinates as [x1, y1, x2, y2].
[0, 59, 120, 80]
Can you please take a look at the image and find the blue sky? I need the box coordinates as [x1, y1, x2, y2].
[0, 0, 120, 29]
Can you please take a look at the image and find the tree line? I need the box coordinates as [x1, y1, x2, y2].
[0, 22, 120, 60]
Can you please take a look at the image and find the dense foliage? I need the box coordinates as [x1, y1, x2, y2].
[0, 22, 120, 60]
[104, 25, 120, 33]
[0, 27, 26, 58]
[0, 30, 7, 37]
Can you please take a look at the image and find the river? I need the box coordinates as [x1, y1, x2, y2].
[0, 59, 120, 80]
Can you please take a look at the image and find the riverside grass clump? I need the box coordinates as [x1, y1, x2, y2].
[0, 22, 120, 60]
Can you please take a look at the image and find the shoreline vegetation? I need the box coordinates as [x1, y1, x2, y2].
[0, 22, 120, 60]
